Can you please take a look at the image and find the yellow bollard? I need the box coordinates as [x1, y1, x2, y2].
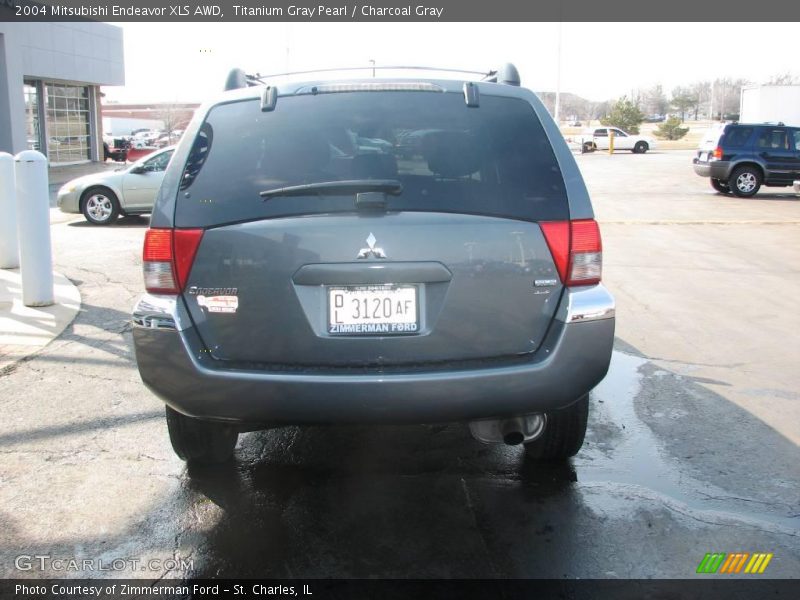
[608, 129, 615, 154]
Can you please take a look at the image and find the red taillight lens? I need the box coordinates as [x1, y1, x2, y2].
[539, 221, 570, 283]
[713, 146, 723, 159]
[142, 228, 203, 293]
[173, 230, 204, 289]
[540, 219, 602, 287]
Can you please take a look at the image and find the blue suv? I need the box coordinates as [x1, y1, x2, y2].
[693, 122, 800, 197]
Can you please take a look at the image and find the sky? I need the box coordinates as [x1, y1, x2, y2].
[103, 22, 800, 104]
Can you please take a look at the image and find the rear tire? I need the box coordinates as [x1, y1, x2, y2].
[710, 178, 731, 194]
[165, 406, 238, 465]
[633, 141, 649, 154]
[582, 142, 595, 153]
[729, 166, 761, 197]
[524, 395, 588, 461]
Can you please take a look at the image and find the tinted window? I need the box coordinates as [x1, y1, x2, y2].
[722, 127, 753, 148]
[594, 129, 608, 137]
[793, 130, 800, 151]
[612, 129, 627, 137]
[755, 128, 789, 150]
[175, 91, 568, 227]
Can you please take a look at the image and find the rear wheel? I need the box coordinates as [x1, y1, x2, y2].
[524, 395, 588, 461]
[165, 406, 238, 465]
[582, 142, 595, 153]
[633, 141, 649, 154]
[710, 178, 731, 194]
[729, 166, 761, 197]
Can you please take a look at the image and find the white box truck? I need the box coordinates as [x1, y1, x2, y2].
[739, 85, 800, 126]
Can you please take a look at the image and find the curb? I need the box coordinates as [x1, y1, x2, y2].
[0, 269, 81, 373]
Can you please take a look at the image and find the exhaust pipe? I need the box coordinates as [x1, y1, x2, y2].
[469, 413, 546, 446]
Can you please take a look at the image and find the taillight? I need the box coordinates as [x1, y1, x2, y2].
[539, 221, 570, 282]
[142, 228, 203, 293]
[540, 219, 602, 286]
[568, 219, 602, 285]
[712, 146, 723, 159]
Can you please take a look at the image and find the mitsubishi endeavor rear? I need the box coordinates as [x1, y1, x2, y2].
[132, 64, 615, 467]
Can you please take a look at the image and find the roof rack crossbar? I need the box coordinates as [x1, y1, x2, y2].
[226, 63, 521, 91]
[248, 65, 492, 81]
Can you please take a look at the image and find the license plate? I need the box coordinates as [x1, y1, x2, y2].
[328, 285, 418, 335]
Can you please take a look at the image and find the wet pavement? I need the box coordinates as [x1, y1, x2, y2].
[182, 350, 800, 578]
[1, 152, 799, 580]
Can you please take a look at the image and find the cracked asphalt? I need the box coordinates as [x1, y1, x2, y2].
[0, 150, 798, 580]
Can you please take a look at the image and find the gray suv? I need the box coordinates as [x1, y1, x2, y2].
[132, 64, 615, 467]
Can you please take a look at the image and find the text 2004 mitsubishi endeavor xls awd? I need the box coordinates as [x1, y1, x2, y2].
[132, 64, 615, 467]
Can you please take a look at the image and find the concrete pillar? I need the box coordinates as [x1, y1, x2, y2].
[14, 150, 53, 306]
[0, 152, 18, 268]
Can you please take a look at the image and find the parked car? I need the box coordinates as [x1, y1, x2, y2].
[692, 122, 800, 196]
[575, 127, 656, 153]
[57, 146, 174, 224]
[132, 64, 615, 468]
[103, 137, 129, 162]
[154, 131, 183, 148]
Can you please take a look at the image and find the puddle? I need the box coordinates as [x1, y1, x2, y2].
[578, 351, 800, 535]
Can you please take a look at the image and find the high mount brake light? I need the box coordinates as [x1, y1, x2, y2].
[142, 229, 204, 294]
[540, 219, 602, 286]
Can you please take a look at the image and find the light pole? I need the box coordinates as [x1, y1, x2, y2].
[554, 21, 562, 124]
[709, 81, 715, 121]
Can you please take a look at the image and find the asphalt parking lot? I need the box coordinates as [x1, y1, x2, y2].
[0, 149, 798, 579]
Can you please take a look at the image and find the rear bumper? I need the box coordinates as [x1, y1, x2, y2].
[132, 286, 615, 425]
[693, 159, 730, 180]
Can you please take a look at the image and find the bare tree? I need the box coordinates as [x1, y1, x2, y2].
[689, 81, 711, 120]
[711, 78, 750, 120]
[671, 86, 697, 122]
[766, 72, 800, 85]
[643, 85, 668, 116]
[154, 103, 183, 137]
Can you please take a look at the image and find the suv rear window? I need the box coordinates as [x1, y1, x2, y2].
[721, 126, 753, 148]
[175, 91, 568, 227]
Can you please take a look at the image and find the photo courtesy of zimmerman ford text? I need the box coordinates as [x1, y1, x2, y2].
[0, 0, 798, 598]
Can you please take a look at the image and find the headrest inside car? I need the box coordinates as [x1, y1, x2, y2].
[262, 131, 331, 178]
[423, 131, 483, 178]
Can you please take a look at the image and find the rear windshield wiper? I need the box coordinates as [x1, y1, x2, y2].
[260, 179, 402, 200]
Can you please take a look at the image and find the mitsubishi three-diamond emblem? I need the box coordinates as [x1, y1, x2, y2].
[357, 232, 387, 259]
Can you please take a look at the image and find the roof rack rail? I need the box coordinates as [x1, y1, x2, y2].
[224, 64, 521, 90]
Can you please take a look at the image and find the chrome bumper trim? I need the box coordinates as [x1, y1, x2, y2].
[557, 284, 616, 324]
[132, 294, 190, 331]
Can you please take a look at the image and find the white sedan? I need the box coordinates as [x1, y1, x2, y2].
[577, 127, 656, 154]
[57, 147, 174, 225]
